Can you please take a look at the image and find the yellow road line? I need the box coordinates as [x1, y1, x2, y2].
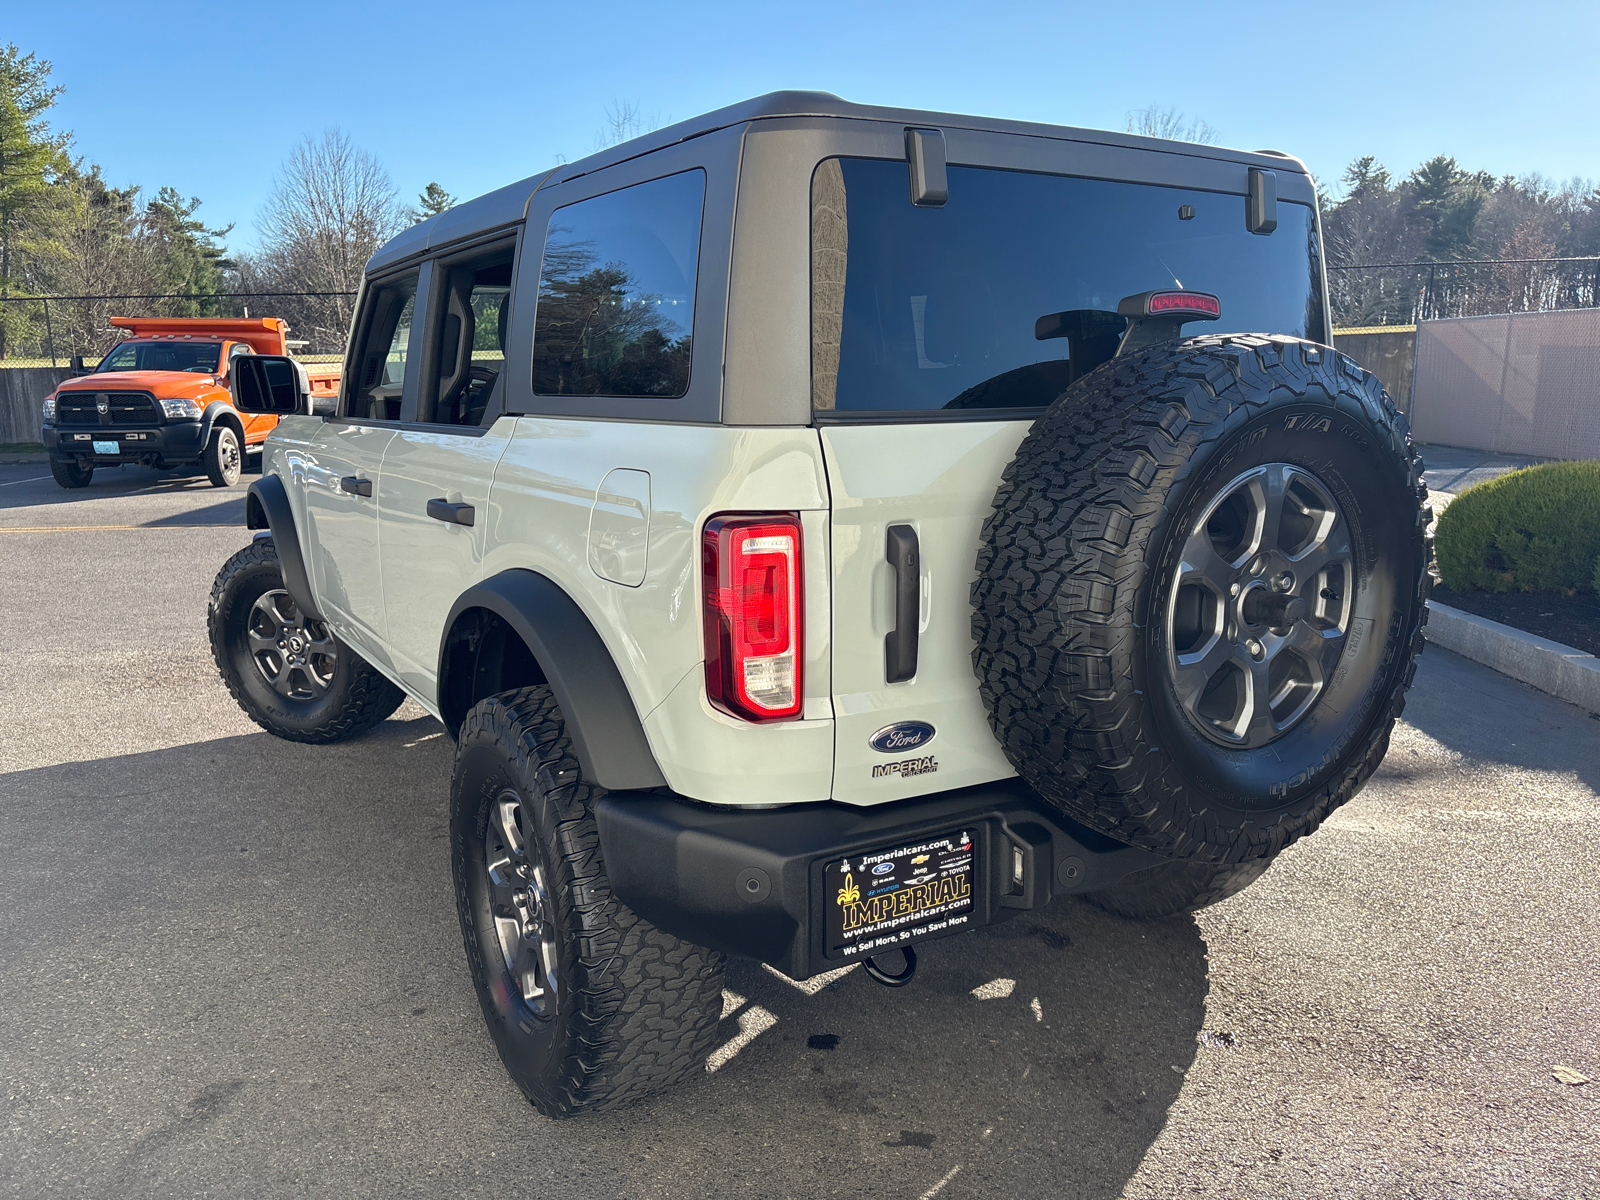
[0, 523, 238, 533]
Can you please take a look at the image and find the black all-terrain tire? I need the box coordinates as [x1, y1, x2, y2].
[1082, 857, 1274, 921]
[49, 456, 92, 489]
[208, 538, 405, 742]
[451, 687, 726, 1119]
[972, 335, 1431, 865]
[205, 425, 243, 487]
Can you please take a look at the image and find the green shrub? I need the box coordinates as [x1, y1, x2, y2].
[1434, 460, 1600, 594]
[1593, 551, 1600, 597]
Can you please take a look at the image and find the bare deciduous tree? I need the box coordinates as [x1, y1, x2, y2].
[1125, 106, 1218, 146]
[242, 129, 403, 352]
[595, 99, 662, 150]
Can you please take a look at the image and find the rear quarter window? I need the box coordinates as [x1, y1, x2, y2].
[532, 169, 705, 399]
[812, 158, 1324, 417]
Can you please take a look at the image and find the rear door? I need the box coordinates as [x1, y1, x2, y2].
[375, 238, 518, 704]
[813, 152, 1326, 803]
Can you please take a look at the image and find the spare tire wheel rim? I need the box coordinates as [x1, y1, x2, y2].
[1164, 462, 1353, 749]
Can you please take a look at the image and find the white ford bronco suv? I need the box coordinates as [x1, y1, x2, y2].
[209, 93, 1430, 1118]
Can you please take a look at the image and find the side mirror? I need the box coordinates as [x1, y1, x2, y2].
[70, 354, 87, 376]
[231, 354, 313, 414]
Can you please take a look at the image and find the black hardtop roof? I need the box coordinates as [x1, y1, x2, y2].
[372, 91, 1307, 272]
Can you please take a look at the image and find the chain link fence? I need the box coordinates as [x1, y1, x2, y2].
[0, 291, 358, 368]
[1329, 257, 1600, 329]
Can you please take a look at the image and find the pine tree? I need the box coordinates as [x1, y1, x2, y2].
[0, 44, 70, 358]
[412, 181, 455, 223]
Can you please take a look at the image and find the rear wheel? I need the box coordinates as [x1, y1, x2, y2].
[208, 538, 404, 742]
[972, 336, 1430, 865]
[452, 686, 726, 1118]
[205, 425, 242, 487]
[49, 456, 92, 489]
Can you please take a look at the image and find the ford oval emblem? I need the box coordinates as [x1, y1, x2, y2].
[871, 861, 895, 876]
[869, 721, 935, 754]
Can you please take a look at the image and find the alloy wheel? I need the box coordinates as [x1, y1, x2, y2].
[485, 791, 560, 1015]
[246, 589, 338, 701]
[1164, 463, 1354, 749]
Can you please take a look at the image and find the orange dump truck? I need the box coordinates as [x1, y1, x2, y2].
[39, 316, 339, 489]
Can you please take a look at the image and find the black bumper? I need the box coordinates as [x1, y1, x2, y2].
[43, 421, 205, 465]
[595, 780, 1167, 980]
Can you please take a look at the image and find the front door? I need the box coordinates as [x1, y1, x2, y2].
[300, 421, 397, 663]
[300, 266, 420, 666]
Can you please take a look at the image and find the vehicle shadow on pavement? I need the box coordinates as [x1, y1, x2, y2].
[0, 468, 243, 509]
[138, 497, 250, 527]
[1398, 645, 1600, 795]
[0, 717, 1207, 1200]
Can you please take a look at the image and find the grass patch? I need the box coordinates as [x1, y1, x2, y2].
[1435, 460, 1600, 594]
[0, 442, 45, 454]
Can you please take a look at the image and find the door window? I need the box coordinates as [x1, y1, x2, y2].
[531, 169, 705, 399]
[421, 244, 515, 426]
[347, 271, 419, 420]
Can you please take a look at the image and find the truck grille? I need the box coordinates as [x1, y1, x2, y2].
[56, 391, 162, 427]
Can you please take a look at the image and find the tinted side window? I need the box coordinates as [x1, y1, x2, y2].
[347, 272, 419, 420]
[812, 158, 1323, 415]
[532, 169, 704, 398]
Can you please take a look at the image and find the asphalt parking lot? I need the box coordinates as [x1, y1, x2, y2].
[1, 458, 1596, 1200]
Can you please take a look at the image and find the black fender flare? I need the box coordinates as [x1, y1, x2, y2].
[245, 473, 322, 621]
[440, 570, 667, 791]
[198, 400, 244, 450]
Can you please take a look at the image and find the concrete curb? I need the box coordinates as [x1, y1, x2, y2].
[1426, 600, 1600, 713]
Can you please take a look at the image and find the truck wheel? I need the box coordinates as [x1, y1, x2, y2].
[49, 457, 92, 489]
[972, 336, 1430, 865]
[451, 686, 726, 1118]
[208, 538, 404, 743]
[1082, 858, 1273, 921]
[205, 426, 242, 487]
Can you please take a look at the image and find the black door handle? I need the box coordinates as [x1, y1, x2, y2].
[885, 524, 919, 683]
[426, 498, 476, 527]
[339, 476, 372, 497]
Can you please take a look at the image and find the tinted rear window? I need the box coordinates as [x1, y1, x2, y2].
[812, 158, 1324, 415]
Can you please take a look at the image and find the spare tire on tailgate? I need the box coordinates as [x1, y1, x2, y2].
[971, 335, 1431, 865]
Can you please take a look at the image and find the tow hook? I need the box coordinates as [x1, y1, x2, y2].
[862, 946, 917, 988]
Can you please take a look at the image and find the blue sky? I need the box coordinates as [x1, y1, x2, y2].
[12, 1, 1599, 255]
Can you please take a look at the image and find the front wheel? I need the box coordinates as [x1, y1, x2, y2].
[205, 425, 242, 487]
[49, 456, 92, 489]
[452, 687, 726, 1118]
[208, 538, 404, 742]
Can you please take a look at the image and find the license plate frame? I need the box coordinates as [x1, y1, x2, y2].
[825, 828, 977, 960]
[91, 439, 119, 455]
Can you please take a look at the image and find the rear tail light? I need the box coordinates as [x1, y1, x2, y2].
[703, 514, 804, 722]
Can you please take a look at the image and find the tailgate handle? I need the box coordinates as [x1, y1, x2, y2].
[426, 498, 475, 527]
[885, 524, 919, 683]
[339, 476, 372, 497]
